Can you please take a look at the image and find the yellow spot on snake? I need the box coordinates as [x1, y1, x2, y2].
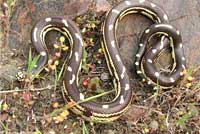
[145, 29, 150, 33]
[111, 40, 115, 48]
[148, 81, 152, 85]
[152, 49, 157, 54]
[112, 9, 120, 14]
[116, 55, 120, 62]
[136, 54, 140, 57]
[69, 74, 75, 84]
[75, 52, 79, 62]
[45, 18, 52, 22]
[180, 43, 183, 48]
[121, 66, 126, 79]
[135, 62, 139, 66]
[119, 96, 125, 104]
[139, 43, 143, 47]
[147, 59, 153, 63]
[62, 19, 68, 27]
[40, 51, 46, 56]
[182, 57, 185, 61]
[102, 105, 109, 109]
[170, 78, 175, 83]
[109, 25, 113, 30]
[67, 66, 72, 72]
[33, 28, 38, 42]
[125, 84, 130, 91]
[137, 71, 142, 74]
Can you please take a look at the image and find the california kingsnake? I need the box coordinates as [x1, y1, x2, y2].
[29, 0, 186, 122]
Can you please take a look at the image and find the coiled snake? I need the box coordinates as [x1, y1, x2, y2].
[27, 0, 186, 122]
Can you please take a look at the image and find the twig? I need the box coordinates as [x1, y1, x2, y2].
[166, 107, 170, 128]
[193, 65, 200, 74]
[173, 91, 184, 107]
[0, 85, 55, 94]
[170, 15, 189, 22]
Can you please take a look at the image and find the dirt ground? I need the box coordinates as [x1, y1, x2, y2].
[0, 0, 200, 134]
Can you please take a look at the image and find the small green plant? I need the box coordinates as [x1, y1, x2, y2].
[193, 81, 200, 90]
[150, 80, 161, 102]
[77, 90, 114, 105]
[0, 121, 8, 134]
[27, 49, 39, 75]
[53, 36, 70, 90]
[27, 48, 43, 82]
[7, 0, 14, 17]
[16, 49, 44, 83]
[50, 89, 114, 123]
[176, 104, 196, 127]
[82, 121, 89, 134]
[33, 128, 42, 134]
[55, 89, 115, 118]
[54, 60, 66, 91]
[176, 112, 192, 127]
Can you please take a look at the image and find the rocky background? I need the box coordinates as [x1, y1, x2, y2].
[0, 0, 200, 134]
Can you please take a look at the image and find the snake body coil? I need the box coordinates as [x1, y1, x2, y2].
[30, 0, 186, 122]
[136, 23, 186, 88]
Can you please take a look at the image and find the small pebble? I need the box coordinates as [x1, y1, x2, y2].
[104, 129, 115, 134]
[48, 130, 56, 134]
[100, 72, 110, 81]
[149, 120, 159, 130]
